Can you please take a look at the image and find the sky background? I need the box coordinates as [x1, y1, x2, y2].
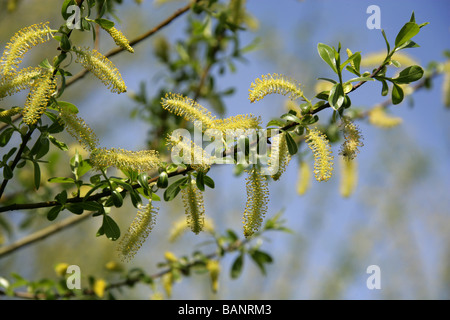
[0, 0, 449, 300]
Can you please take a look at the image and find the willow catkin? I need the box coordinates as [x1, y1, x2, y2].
[243, 166, 269, 238]
[268, 131, 291, 181]
[59, 108, 99, 152]
[103, 26, 134, 53]
[22, 71, 56, 125]
[248, 73, 304, 103]
[339, 118, 364, 161]
[181, 178, 205, 234]
[90, 147, 161, 172]
[305, 128, 334, 182]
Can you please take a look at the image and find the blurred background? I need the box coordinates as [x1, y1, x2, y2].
[0, 0, 449, 299]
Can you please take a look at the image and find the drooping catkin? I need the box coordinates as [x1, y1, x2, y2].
[296, 160, 311, 196]
[243, 166, 269, 238]
[161, 93, 216, 128]
[103, 26, 134, 53]
[118, 201, 159, 262]
[59, 108, 99, 152]
[0, 67, 42, 99]
[74, 47, 127, 94]
[22, 71, 56, 125]
[90, 148, 161, 172]
[0, 22, 54, 76]
[305, 128, 334, 182]
[181, 178, 205, 234]
[0, 107, 21, 122]
[268, 131, 291, 181]
[340, 157, 358, 198]
[368, 105, 403, 128]
[339, 118, 364, 161]
[248, 73, 304, 103]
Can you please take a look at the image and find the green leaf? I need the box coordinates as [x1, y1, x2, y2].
[328, 83, 345, 110]
[137, 173, 150, 193]
[76, 160, 92, 178]
[395, 22, 420, 49]
[266, 119, 286, 128]
[163, 177, 188, 202]
[285, 132, 298, 156]
[196, 171, 205, 191]
[65, 203, 84, 215]
[95, 18, 115, 30]
[102, 215, 120, 241]
[391, 83, 404, 105]
[381, 79, 389, 96]
[57, 101, 78, 114]
[392, 65, 424, 84]
[317, 43, 338, 74]
[230, 253, 244, 279]
[381, 29, 391, 54]
[3, 165, 13, 180]
[110, 190, 123, 208]
[60, 34, 71, 52]
[62, 0, 76, 20]
[47, 205, 63, 221]
[48, 177, 75, 184]
[0, 128, 15, 147]
[203, 175, 215, 189]
[280, 113, 301, 124]
[78, 201, 103, 212]
[55, 190, 68, 205]
[38, 58, 53, 70]
[157, 171, 169, 189]
[33, 161, 41, 190]
[250, 250, 273, 275]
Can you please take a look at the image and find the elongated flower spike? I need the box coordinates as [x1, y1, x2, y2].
[0, 22, 55, 76]
[103, 26, 134, 53]
[248, 73, 304, 103]
[296, 160, 311, 196]
[181, 178, 205, 234]
[340, 157, 358, 198]
[0, 67, 43, 99]
[59, 108, 99, 152]
[90, 148, 161, 173]
[0, 107, 22, 122]
[74, 47, 127, 93]
[22, 71, 56, 125]
[368, 105, 403, 128]
[243, 165, 269, 238]
[268, 131, 291, 181]
[339, 118, 364, 161]
[118, 201, 159, 262]
[161, 93, 216, 129]
[305, 128, 334, 182]
[211, 114, 261, 132]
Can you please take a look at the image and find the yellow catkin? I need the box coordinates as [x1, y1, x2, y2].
[368, 105, 403, 128]
[59, 109, 99, 152]
[305, 128, 334, 182]
[93, 279, 107, 298]
[339, 118, 364, 161]
[206, 259, 220, 293]
[0, 67, 43, 99]
[243, 166, 269, 238]
[340, 157, 358, 198]
[443, 61, 450, 108]
[103, 26, 134, 53]
[181, 178, 205, 234]
[161, 93, 216, 128]
[248, 73, 303, 103]
[0, 107, 21, 122]
[162, 272, 174, 298]
[90, 147, 161, 172]
[166, 131, 214, 172]
[211, 114, 261, 132]
[168, 216, 214, 242]
[296, 161, 311, 196]
[22, 71, 56, 125]
[118, 201, 159, 262]
[0, 22, 54, 76]
[74, 47, 127, 93]
[268, 131, 291, 181]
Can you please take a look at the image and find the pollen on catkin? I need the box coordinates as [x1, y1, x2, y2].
[161, 93, 216, 129]
[74, 47, 127, 93]
[0, 22, 55, 76]
[268, 131, 291, 181]
[211, 114, 261, 132]
[296, 160, 311, 196]
[90, 148, 161, 172]
[22, 71, 56, 125]
[340, 157, 358, 198]
[368, 105, 403, 128]
[103, 26, 134, 53]
[243, 166, 269, 238]
[166, 131, 214, 172]
[248, 73, 304, 103]
[118, 201, 159, 262]
[306, 128, 334, 182]
[0, 107, 22, 122]
[339, 118, 364, 161]
[59, 108, 99, 152]
[181, 178, 205, 234]
[0, 67, 43, 99]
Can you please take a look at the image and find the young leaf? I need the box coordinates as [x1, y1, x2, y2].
[102, 214, 120, 241]
[285, 132, 298, 156]
[317, 43, 338, 74]
[230, 253, 244, 279]
[47, 205, 63, 221]
[328, 83, 345, 110]
[392, 83, 404, 105]
[250, 250, 273, 275]
[392, 65, 424, 84]
[33, 161, 41, 190]
[203, 175, 215, 189]
[163, 177, 188, 201]
[395, 22, 420, 49]
[196, 171, 205, 191]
